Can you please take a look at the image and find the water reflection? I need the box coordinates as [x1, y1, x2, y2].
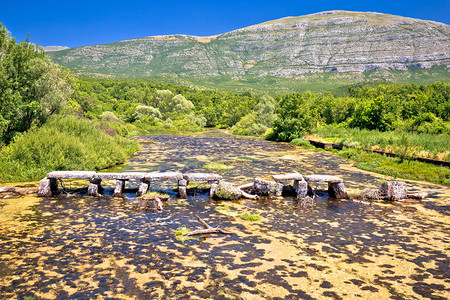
[0, 133, 449, 299]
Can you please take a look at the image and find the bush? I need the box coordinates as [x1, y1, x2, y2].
[0, 116, 140, 181]
[231, 114, 269, 136]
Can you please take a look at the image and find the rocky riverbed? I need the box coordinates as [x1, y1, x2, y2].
[0, 131, 449, 299]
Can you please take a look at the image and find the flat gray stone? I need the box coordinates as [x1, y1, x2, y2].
[96, 172, 147, 180]
[304, 175, 343, 183]
[183, 173, 222, 182]
[273, 172, 303, 182]
[144, 172, 183, 181]
[47, 171, 96, 179]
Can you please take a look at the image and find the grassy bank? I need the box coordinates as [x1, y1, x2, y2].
[338, 148, 450, 185]
[291, 139, 450, 185]
[0, 116, 140, 182]
[309, 125, 450, 161]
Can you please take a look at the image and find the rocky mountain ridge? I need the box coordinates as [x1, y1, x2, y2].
[47, 10, 450, 89]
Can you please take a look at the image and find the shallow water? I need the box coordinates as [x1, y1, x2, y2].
[0, 132, 449, 299]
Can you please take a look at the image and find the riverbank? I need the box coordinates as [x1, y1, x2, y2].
[291, 138, 450, 186]
[0, 116, 140, 183]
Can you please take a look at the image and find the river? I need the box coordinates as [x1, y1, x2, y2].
[0, 131, 449, 299]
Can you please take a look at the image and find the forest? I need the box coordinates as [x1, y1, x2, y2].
[0, 22, 449, 183]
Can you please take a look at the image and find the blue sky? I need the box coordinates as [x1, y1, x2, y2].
[2, 0, 449, 48]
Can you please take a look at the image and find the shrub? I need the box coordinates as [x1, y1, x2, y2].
[231, 114, 269, 136]
[0, 116, 140, 182]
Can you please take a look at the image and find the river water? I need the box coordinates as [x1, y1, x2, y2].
[0, 131, 449, 299]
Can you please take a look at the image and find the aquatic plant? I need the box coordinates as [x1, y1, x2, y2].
[215, 207, 261, 222]
[203, 162, 233, 170]
[214, 207, 240, 217]
[240, 213, 261, 222]
[174, 226, 198, 243]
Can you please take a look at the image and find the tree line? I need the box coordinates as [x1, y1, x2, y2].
[1, 21, 448, 147]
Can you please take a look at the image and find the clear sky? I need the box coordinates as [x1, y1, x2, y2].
[2, 0, 449, 48]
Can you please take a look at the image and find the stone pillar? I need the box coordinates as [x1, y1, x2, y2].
[88, 177, 102, 196]
[178, 179, 188, 199]
[137, 180, 150, 197]
[253, 178, 283, 197]
[113, 180, 126, 197]
[38, 178, 58, 197]
[380, 181, 407, 200]
[293, 179, 308, 199]
[328, 182, 348, 199]
[209, 180, 220, 199]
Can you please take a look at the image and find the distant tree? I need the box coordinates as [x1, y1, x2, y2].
[133, 105, 162, 120]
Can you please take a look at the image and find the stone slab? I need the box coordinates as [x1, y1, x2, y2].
[144, 172, 183, 181]
[96, 172, 147, 180]
[304, 175, 343, 183]
[273, 172, 303, 182]
[183, 173, 222, 182]
[47, 171, 96, 179]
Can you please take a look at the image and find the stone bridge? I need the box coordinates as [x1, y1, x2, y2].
[38, 171, 222, 198]
[38, 171, 348, 200]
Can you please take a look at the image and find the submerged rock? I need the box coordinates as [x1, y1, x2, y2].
[214, 181, 243, 200]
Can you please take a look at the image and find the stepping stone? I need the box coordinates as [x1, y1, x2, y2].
[273, 172, 304, 182]
[47, 171, 96, 179]
[183, 173, 222, 182]
[304, 175, 343, 183]
[96, 172, 147, 180]
[144, 172, 183, 181]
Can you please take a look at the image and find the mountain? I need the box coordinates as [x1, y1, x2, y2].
[47, 11, 450, 91]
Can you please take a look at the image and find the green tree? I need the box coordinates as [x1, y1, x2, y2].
[0, 23, 74, 144]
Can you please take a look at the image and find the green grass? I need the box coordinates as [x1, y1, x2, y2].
[290, 139, 315, 149]
[338, 148, 450, 185]
[310, 125, 450, 161]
